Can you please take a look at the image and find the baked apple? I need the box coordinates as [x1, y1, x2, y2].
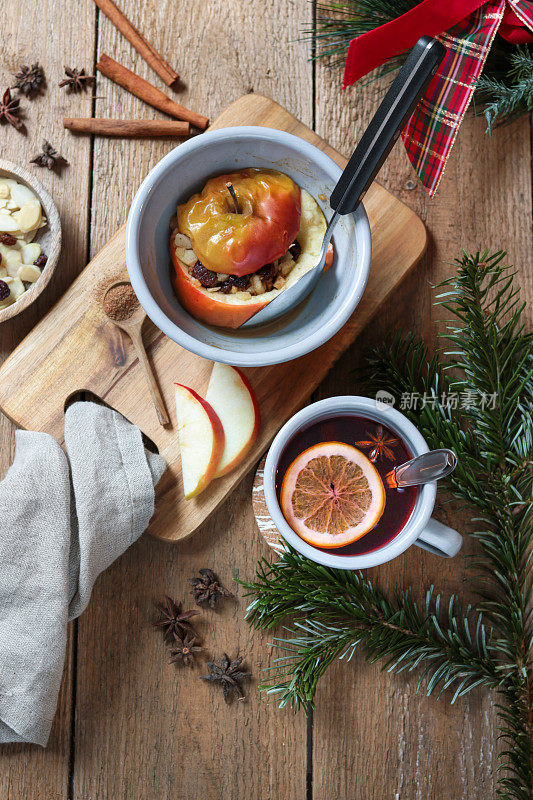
[171, 184, 333, 330]
[176, 169, 301, 277]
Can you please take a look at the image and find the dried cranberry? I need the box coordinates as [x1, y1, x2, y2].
[33, 253, 48, 268]
[228, 274, 250, 289]
[0, 280, 10, 301]
[0, 233, 17, 246]
[289, 241, 301, 261]
[220, 281, 233, 294]
[256, 263, 276, 281]
[191, 261, 218, 288]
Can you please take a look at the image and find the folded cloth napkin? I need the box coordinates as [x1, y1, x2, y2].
[0, 401, 166, 746]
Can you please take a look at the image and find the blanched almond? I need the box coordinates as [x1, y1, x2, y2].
[179, 248, 197, 267]
[12, 200, 41, 233]
[274, 275, 286, 290]
[8, 277, 25, 300]
[17, 263, 42, 283]
[4, 250, 23, 277]
[279, 255, 294, 277]
[0, 184, 9, 200]
[10, 182, 38, 207]
[250, 274, 264, 295]
[0, 214, 20, 233]
[174, 232, 192, 248]
[21, 243, 41, 265]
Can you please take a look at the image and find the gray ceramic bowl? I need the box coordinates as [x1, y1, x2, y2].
[125, 127, 371, 367]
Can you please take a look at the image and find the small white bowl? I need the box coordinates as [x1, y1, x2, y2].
[125, 127, 372, 367]
[0, 160, 61, 324]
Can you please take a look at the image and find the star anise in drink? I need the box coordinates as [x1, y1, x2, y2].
[0, 89, 23, 130]
[30, 141, 69, 172]
[154, 596, 199, 641]
[169, 632, 204, 667]
[59, 66, 95, 93]
[356, 425, 399, 462]
[189, 568, 233, 608]
[202, 653, 251, 702]
[13, 63, 45, 98]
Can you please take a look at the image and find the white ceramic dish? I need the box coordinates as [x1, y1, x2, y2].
[125, 127, 372, 367]
[0, 160, 61, 324]
[263, 396, 463, 570]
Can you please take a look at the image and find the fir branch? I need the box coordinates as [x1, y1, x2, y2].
[245, 250, 532, 798]
[243, 547, 507, 712]
[477, 46, 533, 134]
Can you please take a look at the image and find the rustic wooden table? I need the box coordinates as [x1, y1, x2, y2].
[1, 2, 531, 799]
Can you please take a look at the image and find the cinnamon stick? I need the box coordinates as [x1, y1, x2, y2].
[64, 117, 190, 137]
[97, 54, 209, 130]
[93, 0, 179, 88]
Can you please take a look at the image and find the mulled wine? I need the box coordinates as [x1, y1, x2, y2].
[275, 414, 418, 555]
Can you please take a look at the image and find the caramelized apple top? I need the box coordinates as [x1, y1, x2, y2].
[177, 169, 301, 277]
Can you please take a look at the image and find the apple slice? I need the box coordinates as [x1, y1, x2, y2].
[206, 363, 261, 478]
[174, 384, 225, 499]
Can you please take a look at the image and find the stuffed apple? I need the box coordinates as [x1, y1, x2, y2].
[170, 169, 333, 329]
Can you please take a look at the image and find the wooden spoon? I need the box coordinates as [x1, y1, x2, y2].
[103, 280, 170, 426]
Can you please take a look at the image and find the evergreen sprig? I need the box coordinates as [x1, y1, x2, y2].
[242, 251, 532, 799]
[245, 550, 508, 711]
[302, 0, 533, 131]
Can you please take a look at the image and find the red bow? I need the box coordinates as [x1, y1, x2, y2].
[343, 0, 533, 87]
[342, 0, 533, 196]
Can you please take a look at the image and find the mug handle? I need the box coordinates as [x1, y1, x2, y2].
[414, 517, 463, 558]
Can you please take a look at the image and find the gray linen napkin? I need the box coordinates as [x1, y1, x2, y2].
[0, 401, 166, 746]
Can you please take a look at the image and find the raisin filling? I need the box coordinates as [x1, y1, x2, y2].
[187, 240, 300, 297]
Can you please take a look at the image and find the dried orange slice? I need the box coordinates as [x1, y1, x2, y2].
[280, 442, 386, 548]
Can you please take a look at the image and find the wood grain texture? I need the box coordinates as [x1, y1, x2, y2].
[311, 57, 532, 800]
[0, 95, 427, 544]
[0, 0, 530, 797]
[0, 0, 95, 796]
[73, 3, 313, 798]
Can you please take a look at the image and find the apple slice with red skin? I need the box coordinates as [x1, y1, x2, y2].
[206, 363, 261, 477]
[171, 241, 334, 330]
[174, 384, 225, 498]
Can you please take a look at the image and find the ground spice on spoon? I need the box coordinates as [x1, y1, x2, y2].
[104, 282, 139, 321]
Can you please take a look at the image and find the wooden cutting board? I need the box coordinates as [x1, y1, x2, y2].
[0, 94, 427, 542]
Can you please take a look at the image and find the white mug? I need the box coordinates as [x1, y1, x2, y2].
[263, 396, 462, 570]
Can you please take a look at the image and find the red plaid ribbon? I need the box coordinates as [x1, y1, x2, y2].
[343, 0, 533, 196]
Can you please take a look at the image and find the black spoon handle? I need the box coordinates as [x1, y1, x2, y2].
[330, 36, 446, 215]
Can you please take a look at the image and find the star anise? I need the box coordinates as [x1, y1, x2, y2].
[58, 66, 95, 93]
[12, 63, 45, 98]
[356, 425, 399, 462]
[0, 89, 23, 130]
[154, 596, 199, 641]
[189, 568, 233, 608]
[169, 632, 204, 667]
[202, 653, 251, 703]
[30, 141, 69, 172]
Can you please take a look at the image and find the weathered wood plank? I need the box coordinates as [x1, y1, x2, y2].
[0, 0, 96, 797]
[72, 1, 312, 798]
[312, 58, 532, 799]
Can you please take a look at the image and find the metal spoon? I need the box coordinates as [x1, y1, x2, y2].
[240, 35, 446, 329]
[103, 280, 170, 427]
[385, 449, 457, 489]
